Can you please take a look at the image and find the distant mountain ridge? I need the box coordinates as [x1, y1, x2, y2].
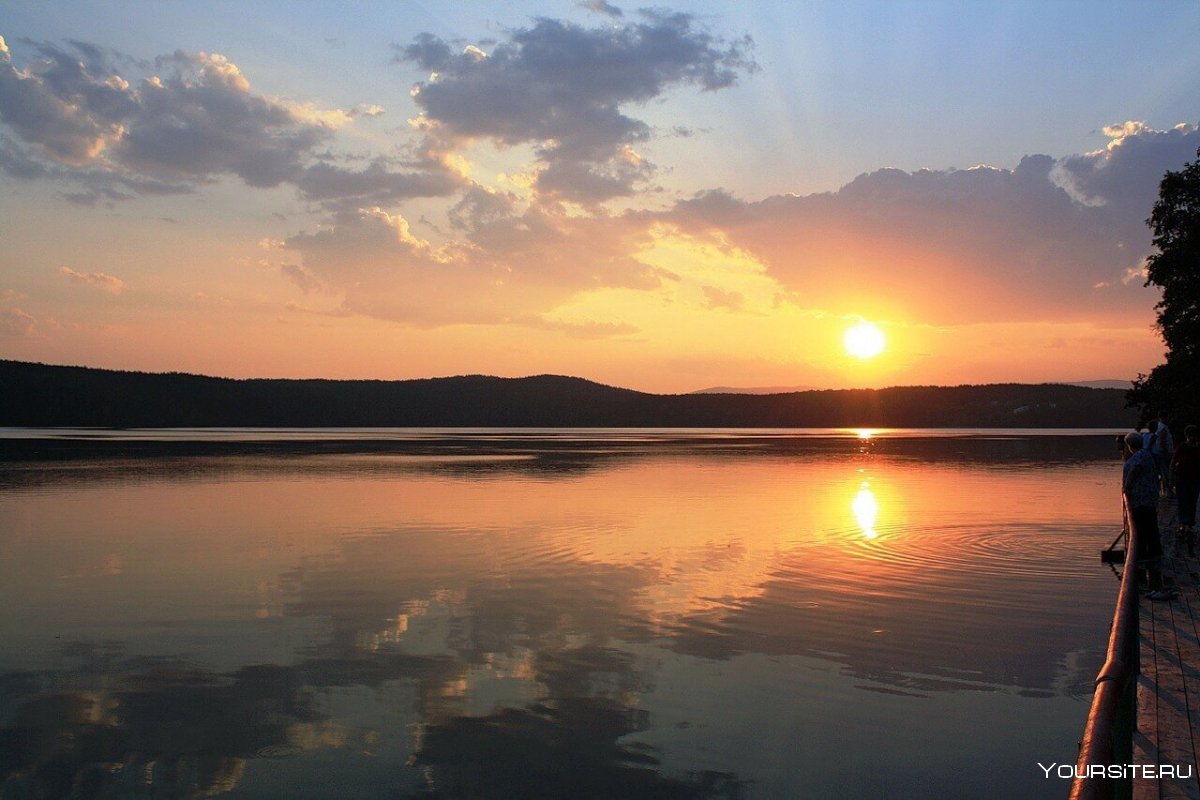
[0, 359, 1138, 428]
[693, 379, 1132, 394]
[691, 385, 820, 395]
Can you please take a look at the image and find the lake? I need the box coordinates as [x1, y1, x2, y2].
[0, 429, 1125, 798]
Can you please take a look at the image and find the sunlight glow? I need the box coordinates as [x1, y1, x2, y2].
[852, 484, 879, 539]
[844, 321, 886, 359]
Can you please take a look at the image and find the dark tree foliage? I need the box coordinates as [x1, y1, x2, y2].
[1129, 147, 1200, 424]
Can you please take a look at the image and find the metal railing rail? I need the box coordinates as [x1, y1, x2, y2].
[1070, 494, 1140, 800]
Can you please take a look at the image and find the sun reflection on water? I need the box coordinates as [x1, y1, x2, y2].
[852, 482, 879, 539]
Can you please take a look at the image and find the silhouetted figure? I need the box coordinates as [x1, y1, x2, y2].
[1124, 432, 1171, 599]
[1153, 412, 1175, 497]
[1173, 424, 1200, 556]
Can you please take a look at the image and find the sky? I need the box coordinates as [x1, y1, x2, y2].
[1, 1, 1199, 393]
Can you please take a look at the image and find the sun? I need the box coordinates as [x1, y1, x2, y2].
[844, 321, 886, 359]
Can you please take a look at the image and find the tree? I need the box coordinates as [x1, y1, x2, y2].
[1128, 147, 1200, 425]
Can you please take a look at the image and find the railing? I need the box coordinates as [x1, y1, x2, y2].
[1070, 494, 1141, 800]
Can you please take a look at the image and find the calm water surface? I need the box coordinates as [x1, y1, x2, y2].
[0, 430, 1123, 798]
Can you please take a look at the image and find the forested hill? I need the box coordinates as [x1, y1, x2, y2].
[0, 360, 1137, 428]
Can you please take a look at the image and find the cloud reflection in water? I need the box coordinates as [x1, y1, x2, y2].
[0, 433, 1119, 797]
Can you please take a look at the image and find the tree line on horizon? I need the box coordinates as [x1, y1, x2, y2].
[0, 359, 1137, 429]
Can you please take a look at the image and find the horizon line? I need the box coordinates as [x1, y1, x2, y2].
[2, 358, 1135, 397]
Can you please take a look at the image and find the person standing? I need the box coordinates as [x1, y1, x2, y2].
[1172, 425, 1200, 556]
[1154, 412, 1175, 497]
[1124, 432, 1172, 599]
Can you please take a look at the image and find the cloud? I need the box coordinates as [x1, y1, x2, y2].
[516, 315, 639, 338]
[445, 190, 665, 293]
[293, 156, 463, 207]
[349, 103, 385, 118]
[399, 12, 755, 203]
[580, 0, 624, 18]
[284, 206, 496, 324]
[0, 134, 48, 178]
[1054, 121, 1200, 216]
[2, 17, 755, 211]
[279, 263, 324, 294]
[0, 36, 129, 165]
[111, 51, 331, 187]
[0, 36, 452, 205]
[59, 265, 125, 294]
[9, 26, 1188, 345]
[0, 37, 326, 184]
[276, 120, 1200, 333]
[0, 307, 37, 336]
[284, 196, 662, 326]
[0, 290, 42, 339]
[702, 285, 744, 311]
[660, 121, 1200, 325]
[59, 171, 193, 205]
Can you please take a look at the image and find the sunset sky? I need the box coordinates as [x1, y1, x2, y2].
[2, 1, 1199, 393]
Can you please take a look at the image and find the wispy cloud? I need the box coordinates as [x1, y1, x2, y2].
[517, 315, 639, 338]
[0, 307, 37, 337]
[59, 266, 125, 294]
[580, 0, 624, 19]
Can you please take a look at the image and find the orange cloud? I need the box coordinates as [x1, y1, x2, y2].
[285, 199, 661, 328]
[660, 123, 1200, 327]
